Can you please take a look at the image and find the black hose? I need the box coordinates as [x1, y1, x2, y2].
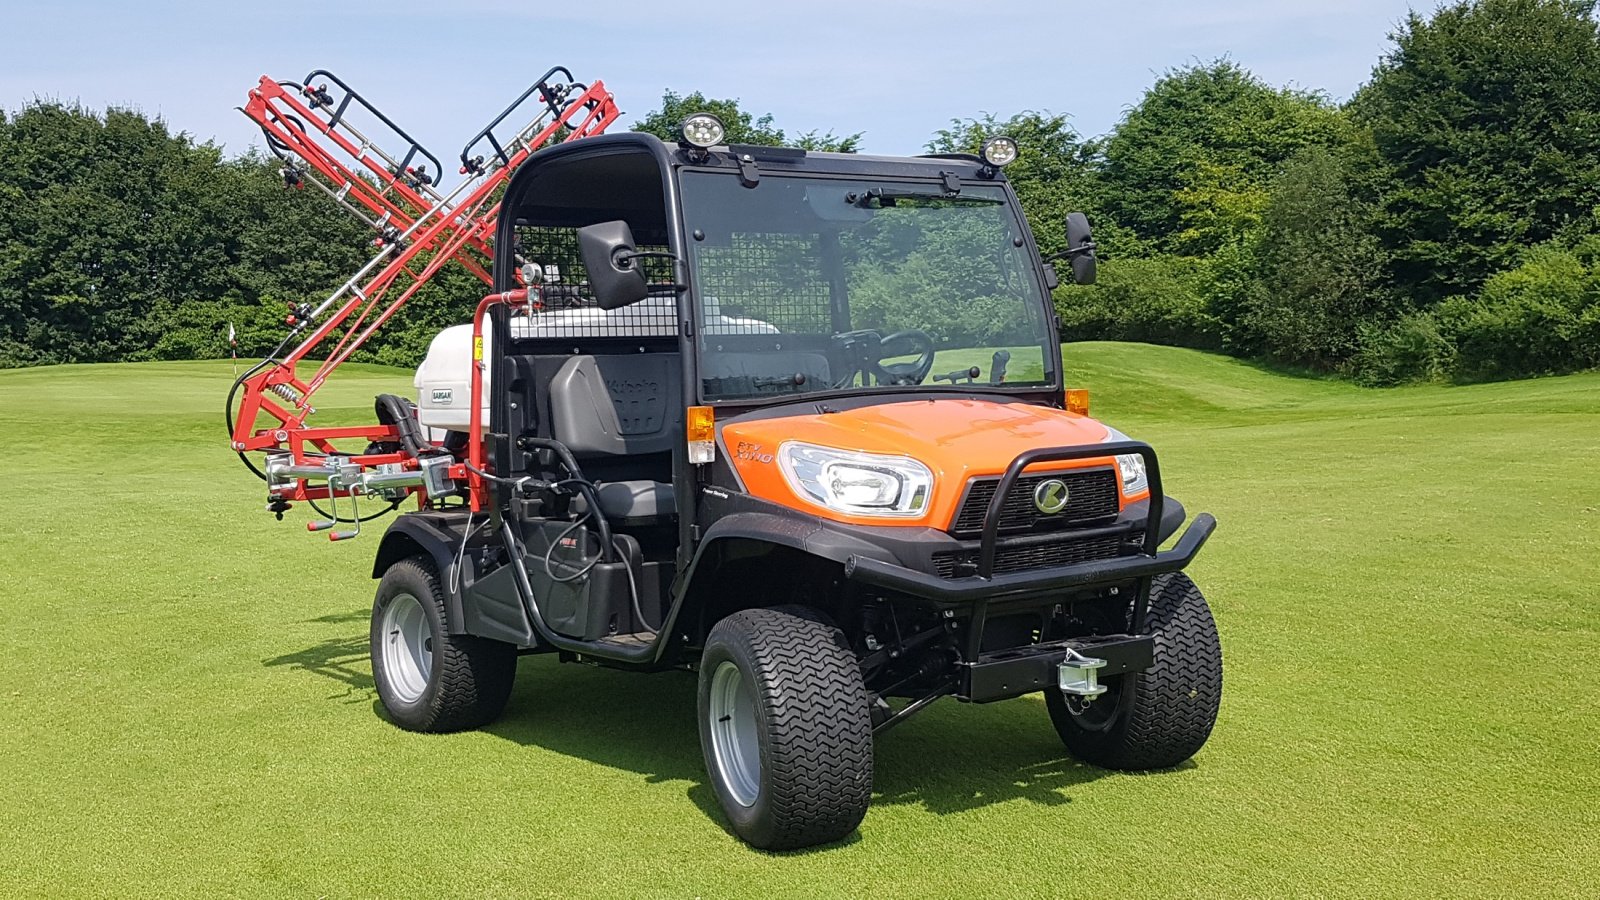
[224, 330, 298, 482]
[467, 462, 649, 629]
[512, 437, 615, 560]
[497, 518, 659, 664]
[373, 393, 441, 459]
[619, 541, 658, 634]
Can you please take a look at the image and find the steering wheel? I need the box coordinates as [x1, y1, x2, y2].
[830, 329, 938, 387]
[874, 330, 937, 385]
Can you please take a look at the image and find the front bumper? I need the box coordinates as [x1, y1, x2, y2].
[842, 439, 1214, 604]
[844, 511, 1213, 602]
[842, 440, 1215, 705]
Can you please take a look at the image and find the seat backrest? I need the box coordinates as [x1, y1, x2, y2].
[548, 354, 682, 458]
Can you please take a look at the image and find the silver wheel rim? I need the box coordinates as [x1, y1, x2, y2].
[708, 661, 762, 808]
[380, 592, 432, 704]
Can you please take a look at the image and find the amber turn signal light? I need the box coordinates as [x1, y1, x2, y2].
[687, 405, 715, 463]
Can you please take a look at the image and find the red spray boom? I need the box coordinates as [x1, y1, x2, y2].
[227, 66, 620, 536]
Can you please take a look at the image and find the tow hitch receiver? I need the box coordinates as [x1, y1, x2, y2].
[963, 635, 1151, 703]
[1058, 648, 1108, 699]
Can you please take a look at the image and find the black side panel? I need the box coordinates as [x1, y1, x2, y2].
[464, 564, 537, 645]
[463, 525, 666, 645]
[520, 524, 640, 640]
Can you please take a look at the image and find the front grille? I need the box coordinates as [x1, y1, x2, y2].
[932, 533, 1127, 578]
[951, 467, 1120, 535]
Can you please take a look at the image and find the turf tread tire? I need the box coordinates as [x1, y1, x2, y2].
[1047, 572, 1222, 770]
[371, 556, 517, 733]
[698, 606, 873, 850]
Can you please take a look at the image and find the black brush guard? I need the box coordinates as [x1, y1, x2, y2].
[842, 442, 1216, 705]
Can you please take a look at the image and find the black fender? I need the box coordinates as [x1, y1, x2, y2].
[370, 511, 474, 634]
[693, 510, 908, 569]
[668, 492, 939, 645]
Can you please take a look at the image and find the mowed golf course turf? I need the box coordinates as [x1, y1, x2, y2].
[1, 342, 1596, 897]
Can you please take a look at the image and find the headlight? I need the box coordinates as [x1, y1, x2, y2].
[680, 113, 726, 149]
[1101, 426, 1150, 497]
[778, 442, 933, 517]
[981, 136, 1019, 167]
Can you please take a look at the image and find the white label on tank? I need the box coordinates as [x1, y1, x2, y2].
[432, 388, 453, 405]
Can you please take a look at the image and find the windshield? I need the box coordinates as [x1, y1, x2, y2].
[680, 172, 1056, 401]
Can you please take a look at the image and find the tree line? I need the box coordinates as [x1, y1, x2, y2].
[961, 0, 1600, 384]
[2, 0, 1597, 384]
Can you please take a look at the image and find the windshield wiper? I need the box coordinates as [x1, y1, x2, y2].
[846, 187, 1002, 208]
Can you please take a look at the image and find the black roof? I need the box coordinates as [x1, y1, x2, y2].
[513, 131, 1005, 183]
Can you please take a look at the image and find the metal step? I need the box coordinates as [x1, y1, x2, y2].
[593, 631, 655, 650]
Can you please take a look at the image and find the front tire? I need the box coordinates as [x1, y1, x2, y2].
[697, 606, 873, 850]
[1046, 572, 1222, 769]
[371, 556, 517, 732]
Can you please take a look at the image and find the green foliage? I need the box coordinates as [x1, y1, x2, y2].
[1436, 237, 1600, 380]
[12, 3, 1600, 389]
[631, 90, 861, 152]
[1098, 60, 1351, 256]
[1350, 312, 1454, 385]
[1238, 146, 1391, 366]
[0, 102, 375, 367]
[1056, 254, 1221, 350]
[925, 111, 1101, 259]
[0, 102, 493, 370]
[1351, 236, 1600, 384]
[1351, 0, 1600, 304]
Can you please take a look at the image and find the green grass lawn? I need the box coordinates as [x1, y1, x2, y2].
[1, 345, 1597, 897]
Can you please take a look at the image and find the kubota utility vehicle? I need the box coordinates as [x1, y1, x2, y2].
[228, 71, 1222, 851]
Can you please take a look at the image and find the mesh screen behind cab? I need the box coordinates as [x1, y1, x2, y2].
[511, 226, 679, 339]
[510, 227, 839, 343]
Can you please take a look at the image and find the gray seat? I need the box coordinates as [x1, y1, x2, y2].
[548, 354, 681, 458]
[548, 354, 680, 522]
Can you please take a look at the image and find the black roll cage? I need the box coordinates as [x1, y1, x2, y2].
[487, 133, 1071, 574]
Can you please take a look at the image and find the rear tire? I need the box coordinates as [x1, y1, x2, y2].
[371, 556, 517, 732]
[697, 606, 873, 850]
[1046, 572, 1222, 769]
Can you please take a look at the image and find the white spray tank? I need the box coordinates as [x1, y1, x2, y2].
[413, 293, 779, 433]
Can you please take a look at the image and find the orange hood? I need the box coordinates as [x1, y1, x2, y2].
[720, 398, 1121, 529]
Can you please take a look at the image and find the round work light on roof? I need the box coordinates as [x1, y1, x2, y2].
[680, 113, 727, 149]
[981, 136, 1019, 168]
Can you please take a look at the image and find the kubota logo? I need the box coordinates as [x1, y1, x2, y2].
[1033, 479, 1070, 515]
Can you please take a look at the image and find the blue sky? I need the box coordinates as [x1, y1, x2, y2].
[4, 0, 1422, 165]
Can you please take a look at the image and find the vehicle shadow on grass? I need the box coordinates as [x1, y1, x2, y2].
[870, 700, 1120, 814]
[262, 634, 376, 704]
[487, 656, 1118, 821]
[268, 636, 1131, 833]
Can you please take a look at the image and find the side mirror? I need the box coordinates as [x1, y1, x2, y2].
[1065, 212, 1097, 286]
[577, 220, 649, 310]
